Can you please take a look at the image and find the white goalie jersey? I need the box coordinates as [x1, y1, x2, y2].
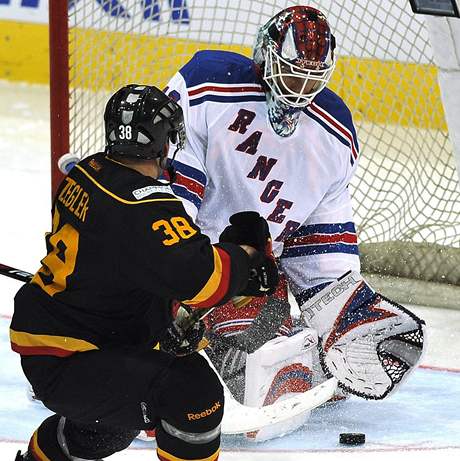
[165, 50, 361, 295]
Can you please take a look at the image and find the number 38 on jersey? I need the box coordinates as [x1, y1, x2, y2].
[152, 216, 197, 246]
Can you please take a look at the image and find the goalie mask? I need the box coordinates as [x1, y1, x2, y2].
[254, 6, 336, 109]
[104, 84, 185, 161]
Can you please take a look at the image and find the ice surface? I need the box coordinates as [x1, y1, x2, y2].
[0, 81, 459, 460]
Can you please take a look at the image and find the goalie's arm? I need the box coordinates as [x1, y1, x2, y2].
[279, 185, 360, 297]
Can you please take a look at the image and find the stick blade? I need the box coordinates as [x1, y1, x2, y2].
[221, 377, 337, 434]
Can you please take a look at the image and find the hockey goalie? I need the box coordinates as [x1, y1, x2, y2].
[160, 4, 426, 442]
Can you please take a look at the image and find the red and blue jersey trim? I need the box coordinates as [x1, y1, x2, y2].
[170, 160, 207, 210]
[187, 82, 266, 107]
[178, 50, 266, 107]
[281, 222, 359, 258]
[304, 88, 359, 165]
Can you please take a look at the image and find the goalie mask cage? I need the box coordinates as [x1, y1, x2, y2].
[49, 0, 460, 306]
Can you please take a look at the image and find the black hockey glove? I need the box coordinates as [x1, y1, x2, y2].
[220, 211, 279, 297]
[160, 305, 207, 357]
[219, 211, 270, 252]
[239, 251, 279, 297]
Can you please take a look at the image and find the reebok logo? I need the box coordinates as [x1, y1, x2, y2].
[187, 401, 221, 420]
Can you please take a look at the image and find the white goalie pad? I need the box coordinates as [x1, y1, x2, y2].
[243, 328, 318, 441]
[300, 271, 426, 400]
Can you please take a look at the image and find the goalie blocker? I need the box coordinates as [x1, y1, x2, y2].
[300, 271, 425, 400]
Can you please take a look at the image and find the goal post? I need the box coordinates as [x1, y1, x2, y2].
[49, 0, 69, 197]
[49, 0, 460, 306]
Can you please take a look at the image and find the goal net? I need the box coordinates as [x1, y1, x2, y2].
[51, 0, 460, 303]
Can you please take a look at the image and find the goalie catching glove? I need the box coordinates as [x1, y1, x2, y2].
[160, 304, 207, 356]
[220, 211, 279, 298]
[299, 271, 426, 399]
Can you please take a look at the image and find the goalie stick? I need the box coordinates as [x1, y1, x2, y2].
[202, 351, 337, 434]
[0, 261, 338, 434]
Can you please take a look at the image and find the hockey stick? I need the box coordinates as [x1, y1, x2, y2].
[202, 350, 337, 434]
[1, 261, 338, 433]
[0, 263, 34, 282]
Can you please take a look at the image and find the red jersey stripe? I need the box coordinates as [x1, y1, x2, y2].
[189, 85, 264, 97]
[11, 343, 76, 357]
[192, 247, 231, 308]
[310, 103, 358, 160]
[284, 232, 357, 247]
[175, 172, 205, 198]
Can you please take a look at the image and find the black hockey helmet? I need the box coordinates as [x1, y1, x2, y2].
[104, 84, 185, 160]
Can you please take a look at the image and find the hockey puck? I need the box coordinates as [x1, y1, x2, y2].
[339, 432, 365, 445]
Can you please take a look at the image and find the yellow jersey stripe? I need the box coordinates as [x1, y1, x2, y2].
[184, 247, 223, 305]
[10, 329, 98, 353]
[75, 164, 181, 205]
[30, 431, 52, 461]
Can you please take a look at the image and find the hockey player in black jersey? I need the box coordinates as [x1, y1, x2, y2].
[11, 84, 278, 461]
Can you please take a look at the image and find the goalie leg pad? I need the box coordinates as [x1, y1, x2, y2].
[300, 271, 426, 399]
[244, 328, 318, 442]
[205, 276, 293, 402]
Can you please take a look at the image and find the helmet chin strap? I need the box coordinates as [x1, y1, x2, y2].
[267, 92, 302, 138]
[159, 146, 179, 185]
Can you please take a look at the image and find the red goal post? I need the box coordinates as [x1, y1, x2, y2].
[49, 0, 69, 198]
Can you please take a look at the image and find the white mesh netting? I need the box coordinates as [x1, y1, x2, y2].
[65, 0, 460, 287]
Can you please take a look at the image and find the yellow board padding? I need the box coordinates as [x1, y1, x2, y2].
[333, 57, 446, 130]
[0, 20, 447, 130]
[68, 28, 249, 92]
[0, 20, 49, 84]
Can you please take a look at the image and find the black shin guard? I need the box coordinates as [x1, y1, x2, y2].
[27, 415, 68, 461]
[62, 419, 138, 460]
[26, 414, 138, 461]
[154, 354, 224, 461]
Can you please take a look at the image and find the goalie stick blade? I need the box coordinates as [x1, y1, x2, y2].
[221, 377, 337, 434]
[200, 351, 337, 434]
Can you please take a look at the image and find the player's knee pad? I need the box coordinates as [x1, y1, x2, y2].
[206, 275, 292, 342]
[300, 271, 426, 399]
[61, 418, 138, 459]
[155, 354, 223, 460]
[206, 276, 293, 402]
[155, 417, 221, 461]
[159, 353, 224, 433]
[205, 337, 247, 403]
